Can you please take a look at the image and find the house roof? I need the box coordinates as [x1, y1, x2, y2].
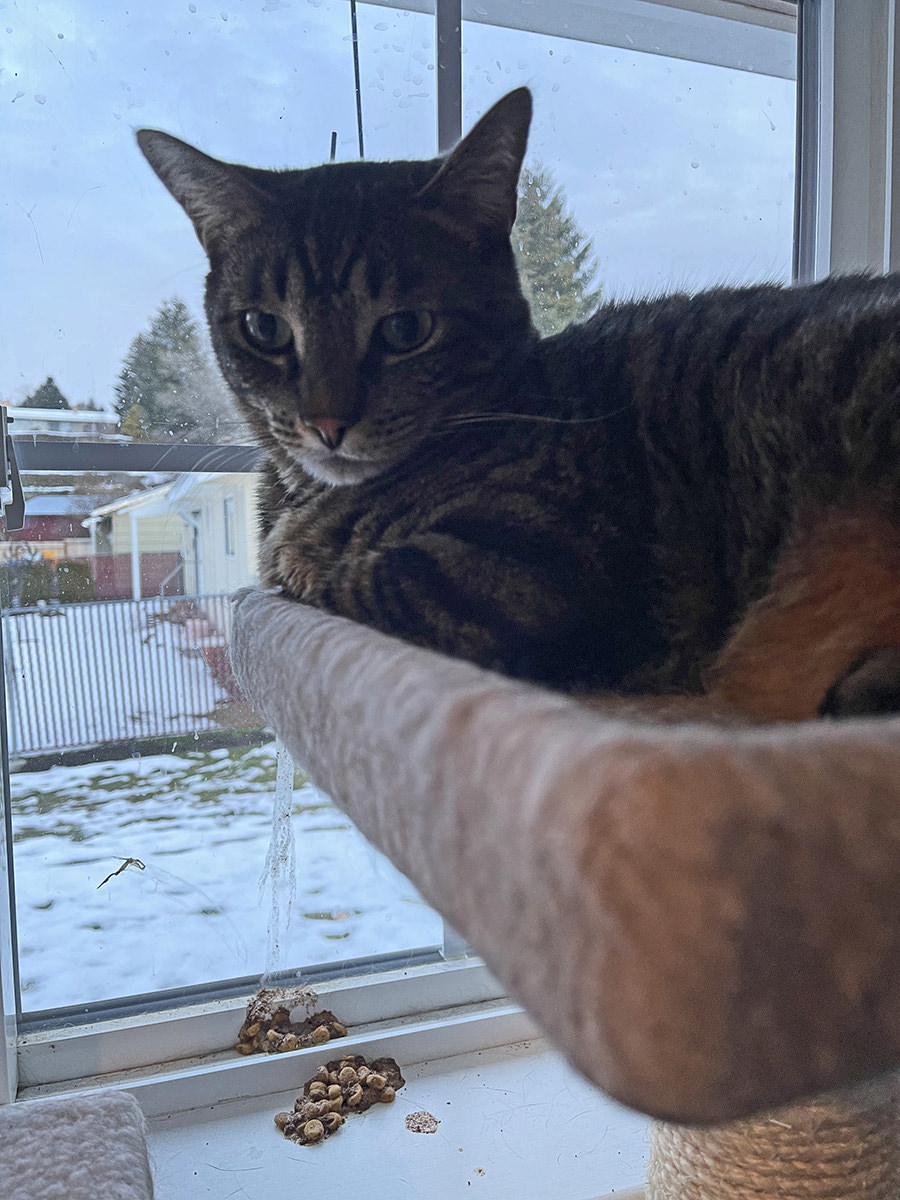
[88, 482, 175, 520]
[7, 406, 118, 426]
[24, 495, 103, 518]
[88, 471, 258, 523]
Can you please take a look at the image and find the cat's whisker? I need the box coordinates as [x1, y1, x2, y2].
[438, 407, 627, 430]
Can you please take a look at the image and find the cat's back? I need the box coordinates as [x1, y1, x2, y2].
[557, 271, 900, 472]
[570, 271, 900, 385]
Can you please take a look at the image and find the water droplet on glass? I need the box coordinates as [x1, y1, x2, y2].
[34, 94, 46, 105]
[374, 21, 388, 29]
[57, 32, 64, 39]
[690, 160, 699, 169]
[188, 2, 196, 10]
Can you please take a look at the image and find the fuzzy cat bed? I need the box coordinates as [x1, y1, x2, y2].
[0, 1090, 153, 1200]
[230, 587, 900, 1124]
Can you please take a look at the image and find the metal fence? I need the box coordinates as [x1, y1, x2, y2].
[2, 593, 256, 757]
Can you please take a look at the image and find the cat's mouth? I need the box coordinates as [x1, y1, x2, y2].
[291, 441, 388, 486]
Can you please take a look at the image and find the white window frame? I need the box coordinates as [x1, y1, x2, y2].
[795, 0, 900, 281]
[17, 0, 895, 1109]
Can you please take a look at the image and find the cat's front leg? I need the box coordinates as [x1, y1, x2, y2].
[259, 510, 341, 602]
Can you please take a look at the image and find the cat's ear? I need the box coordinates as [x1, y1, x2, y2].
[136, 130, 265, 252]
[417, 87, 532, 241]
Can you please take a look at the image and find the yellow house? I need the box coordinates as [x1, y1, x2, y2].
[89, 472, 261, 598]
[169, 472, 261, 595]
[88, 483, 186, 599]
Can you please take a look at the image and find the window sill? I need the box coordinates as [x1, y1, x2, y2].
[17, 958, 505, 1093]
[144, 1017, 648, 1200]
[18, 981, 649, 1199]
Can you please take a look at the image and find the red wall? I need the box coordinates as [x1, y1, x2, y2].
[89, 553, 184, 600]
[7, 515, 89, 542]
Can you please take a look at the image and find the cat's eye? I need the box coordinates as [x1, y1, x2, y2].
[242, 310, 293, 353]
[377, 310, 434, 354]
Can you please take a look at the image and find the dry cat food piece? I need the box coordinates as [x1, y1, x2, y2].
[274, 1053, 405, 1145]
[235, 986, 348, 1055]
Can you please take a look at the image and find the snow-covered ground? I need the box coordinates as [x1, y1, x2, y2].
[11, 742, 442, 1013]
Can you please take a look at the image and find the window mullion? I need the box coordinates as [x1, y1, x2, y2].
[887, 2, 900, 269]
[436, 0, 462, 152]
[803, 0, 900, 279]
[793, 0, 820, 281]
[0, 609, 21, 1105]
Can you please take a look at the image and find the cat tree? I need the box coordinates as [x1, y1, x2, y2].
[231, 588, 900, 1197]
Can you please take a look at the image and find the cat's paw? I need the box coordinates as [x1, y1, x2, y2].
[819, 647, 900, 718]
[275, 544, 322, 600]
[259, 518, 336, 603]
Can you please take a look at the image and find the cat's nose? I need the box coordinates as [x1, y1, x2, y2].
[305, 416, 347, 450]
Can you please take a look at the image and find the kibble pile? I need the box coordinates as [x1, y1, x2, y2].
[274, 1054, 406, 1145]
[236, 987, 348, 1055]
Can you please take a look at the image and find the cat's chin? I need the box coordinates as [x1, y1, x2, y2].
[297, 452, 389, 487]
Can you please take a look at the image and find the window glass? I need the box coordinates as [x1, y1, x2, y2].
[3, 0, 441, 1017]
[7, 462, 443, 1014]
[2, 0, 797, 1021]
[462, 15, 796, 332]
[12, 740, 441, 1012]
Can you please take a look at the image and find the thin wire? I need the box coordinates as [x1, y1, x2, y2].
[350, 0, 365, 159]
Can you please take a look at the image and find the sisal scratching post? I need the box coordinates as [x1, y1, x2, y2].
[647, 1077, 900, 1199]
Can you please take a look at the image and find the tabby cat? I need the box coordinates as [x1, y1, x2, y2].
[138, 88, 900, 722]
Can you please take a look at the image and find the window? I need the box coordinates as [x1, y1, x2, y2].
[2, 0, 446, 1089]
[223, 495, 236, 559]
[5, 0, 853, 1105]
[466, 2, 796, 303]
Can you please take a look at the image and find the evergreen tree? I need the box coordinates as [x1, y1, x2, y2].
[21, 376, 71, 410]
[114, 332, 169, 427]
[513, 164, 602, 337]
[114, 298, 243, 443]
[119, 403, 150, 442]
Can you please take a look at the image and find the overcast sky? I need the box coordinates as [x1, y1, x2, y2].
[2, 0, 795, 414]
